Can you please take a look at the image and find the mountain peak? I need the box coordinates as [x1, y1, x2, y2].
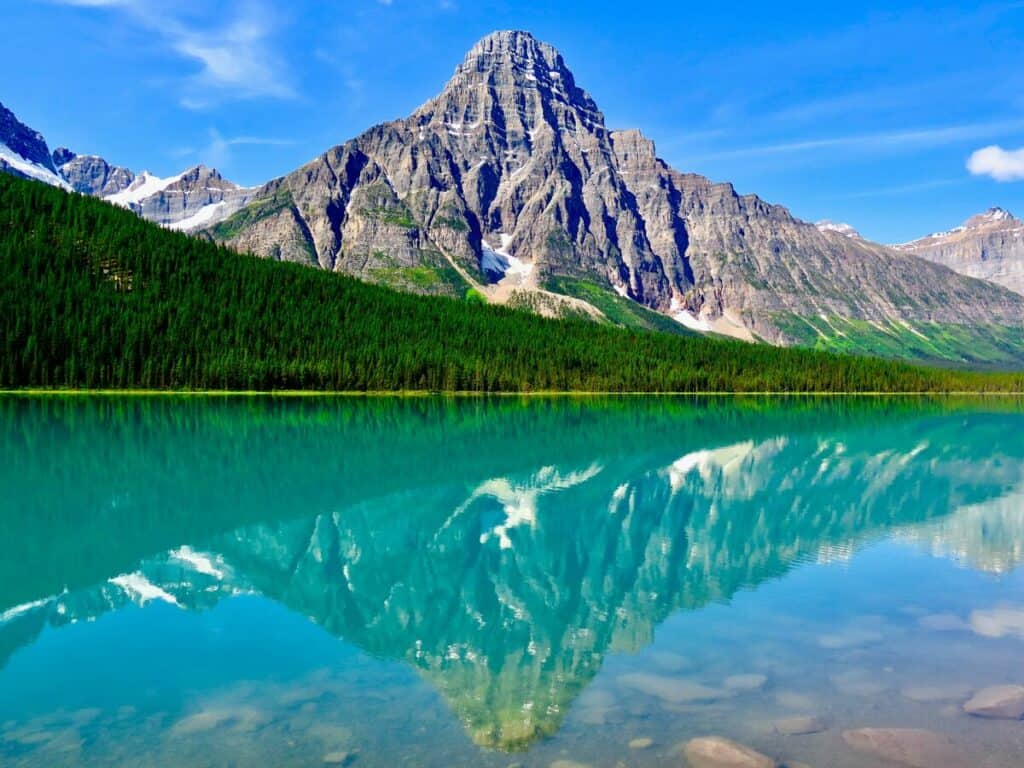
[816, 220, 863, 240]
[964, 207, 1016, 229]
[465, 30, 555, 60]
[424, 30, 603, 136]
[452, 30, 577, 87]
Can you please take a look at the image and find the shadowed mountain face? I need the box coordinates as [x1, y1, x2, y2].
[203, 31, 1024, 364]
[1, 396, 1023, 750]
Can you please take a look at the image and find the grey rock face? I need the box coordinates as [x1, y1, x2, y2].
[896, 208, 1024, 295]
[106, 165, 256, 231]
[53, 147, 135, 197]
[0, 101, 67, 187]
[206, 30, 1024, 346]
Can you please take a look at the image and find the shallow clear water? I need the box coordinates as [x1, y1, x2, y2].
[1, 396, 1024, 767]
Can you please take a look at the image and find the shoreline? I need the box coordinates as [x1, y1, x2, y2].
[2, 389, 1023, 397]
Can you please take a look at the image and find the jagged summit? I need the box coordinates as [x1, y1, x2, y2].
[457, 30, 576, 84]
[423, 29, 604, 136]
[964, 207, 1016, 229]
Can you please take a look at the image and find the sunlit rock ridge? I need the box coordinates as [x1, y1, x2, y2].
[1, 398, 1022, 750]
[896, 207, 1024, 297]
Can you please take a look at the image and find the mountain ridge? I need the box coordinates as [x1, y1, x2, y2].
[2, 32, 1022, 366]
[203, 30, 1024, 364]
[896, 207, 1024, 296]
[0, 100, 250, 230]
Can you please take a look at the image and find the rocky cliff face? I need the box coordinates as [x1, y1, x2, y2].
[104, 164, 256, 230]
[205, 31, 1024, 360]
[896, 208, 1024, 296]
[52, 147, 135, 197]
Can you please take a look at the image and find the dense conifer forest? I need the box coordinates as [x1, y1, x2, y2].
[1, 174, 1021, 392]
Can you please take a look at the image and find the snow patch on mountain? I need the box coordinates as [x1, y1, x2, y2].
[816, 220, 863, 240]
[104, 170, 188, 207]
[0, 142, 70, 189]
[168, 200, 229, 231]
[896, 208, 1020, 248]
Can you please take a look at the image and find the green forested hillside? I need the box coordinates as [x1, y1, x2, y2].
[0, 174, 1021, 392]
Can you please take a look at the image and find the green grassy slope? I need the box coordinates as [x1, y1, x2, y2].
[774, 312, 1024, 370]
[0, 174, 1021, 392]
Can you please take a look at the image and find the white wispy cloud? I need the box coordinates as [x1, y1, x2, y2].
[968, 145, 1024, 181]
[688, 119, 1024, 162]
[829, 177, 969, 200]
[50, 0, 293, 108]
[197, 128, 297, 169]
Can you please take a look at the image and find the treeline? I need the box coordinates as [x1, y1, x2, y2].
[0, 174, 1021, 392]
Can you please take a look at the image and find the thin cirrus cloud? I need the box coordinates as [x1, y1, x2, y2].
[968, 145, 1024, 182]
[202, 129, 297, 169]
[49, 0, 293, 109]
[686, 119, 1024, 163]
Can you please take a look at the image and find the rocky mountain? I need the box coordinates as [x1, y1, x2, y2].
[0, 101, 251, 231]
[204, 30, 1024, 365]
[52, 147, 135, 197]
[0, 101, 68, 188]
[102, 164, 256, 230]
[896, 208, 1024, 296]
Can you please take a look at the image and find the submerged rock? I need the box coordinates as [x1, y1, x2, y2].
[962, 685, 1024, 719]
[629, 737, 654, 749]
[816, 627, 883, 649]
[724, 674, 767, 692]
[617, 673, 724, 704]
[841, 728, 969, 768]
[900, 684, 972, 702]
[774, 691, 816, 711]
[683, 736, 777, 768]
[969, 607, 1024, 639]
[322, 751, 355, 766]
[829, 670, 888, 697]
[773, 715, 827, 735]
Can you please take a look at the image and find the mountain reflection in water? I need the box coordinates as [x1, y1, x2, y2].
[1, 396, 1023, 755]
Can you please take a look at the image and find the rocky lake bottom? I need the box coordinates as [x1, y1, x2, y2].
[1, 396, 1023, 767]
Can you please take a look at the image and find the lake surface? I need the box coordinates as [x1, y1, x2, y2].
[2, 396, 1024, 767]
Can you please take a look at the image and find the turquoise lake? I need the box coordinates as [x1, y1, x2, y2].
[1, 396, 1024, 767]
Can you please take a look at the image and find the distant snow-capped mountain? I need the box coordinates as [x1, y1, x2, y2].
[0, 100, 250, 231]
[815, 220, 864, 240]
[895, 208, 1024, 296]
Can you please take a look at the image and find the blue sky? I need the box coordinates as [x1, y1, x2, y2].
[4, 0, 1024, 243]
